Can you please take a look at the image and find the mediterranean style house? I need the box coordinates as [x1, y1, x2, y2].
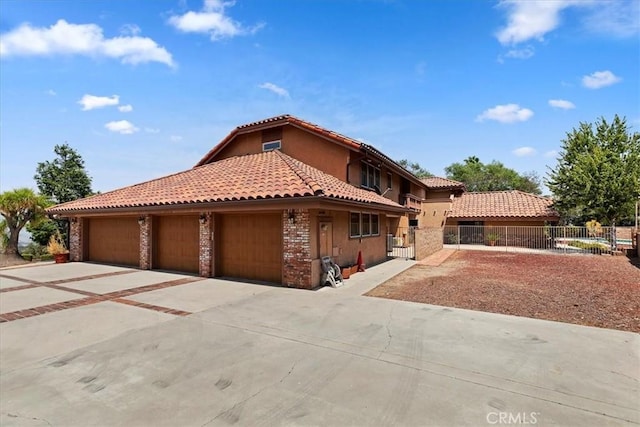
[48, 115, 431, 289]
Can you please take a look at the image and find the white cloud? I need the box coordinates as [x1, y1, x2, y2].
[582, 0, 640, 38]
[545, 150, 558, 158]
[504, 46, 535, 59]
[513, 146, 536, 157]
[46, 89, 57, 96]
[78, 94, 119, 111]
[476, 104, 534, 123]
[582, 70, 622, 89]
[495, 0, 578, 45]
[144, 127, 160, 134]
[0, 19, 174, 67]
[118, 104, 133, 112]
[105, 120, 139, 134]
[258, 82, 290, 98]
[168, 0, 264, 41]
[548, 99, 576, 109]
[170, 135, 183, 142]
[119, 24, 141, 37]
[495, 0, 638, 46]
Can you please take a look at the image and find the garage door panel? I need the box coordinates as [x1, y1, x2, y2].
[154, 216, 199, 274]
[88, 218, 139, 266]
[218, 214, 282, 283]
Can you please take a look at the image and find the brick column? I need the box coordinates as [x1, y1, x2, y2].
[199, 213, 213, 278]
[282, 209, 313, 289]
[139, 215, 152, 270]
[69, 217, 83, 262]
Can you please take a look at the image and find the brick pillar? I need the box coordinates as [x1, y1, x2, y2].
[69, 217, 83, 262]
[199, 213, 213, 277]
[282, 209, 313, 289]
[139, 215, 152, 270]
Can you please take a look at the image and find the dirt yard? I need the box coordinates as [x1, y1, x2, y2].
[367, 251, 640, 333]
[0, 253, 30, 268]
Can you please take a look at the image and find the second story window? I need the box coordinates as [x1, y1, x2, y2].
[361, 162, 380, 190]
[387, 172, 392, 190]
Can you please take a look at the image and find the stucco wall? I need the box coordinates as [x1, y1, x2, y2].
[421, 200, 451, 228]
[309, 210, 387, 268]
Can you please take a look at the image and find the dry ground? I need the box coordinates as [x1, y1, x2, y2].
[367, 250, 640, 333]
[0, 253, 30, 268]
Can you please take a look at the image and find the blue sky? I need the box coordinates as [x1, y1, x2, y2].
[1, 0, 638, 195]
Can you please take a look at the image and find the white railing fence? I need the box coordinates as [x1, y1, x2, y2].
[443, 225, 636, 255]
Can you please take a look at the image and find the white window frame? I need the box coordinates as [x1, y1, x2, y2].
[262, 140, 281, 151]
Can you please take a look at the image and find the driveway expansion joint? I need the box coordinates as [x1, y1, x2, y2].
[0, 274, 203, 322]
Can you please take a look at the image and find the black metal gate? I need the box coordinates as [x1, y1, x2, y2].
[387, 226, 415, 259]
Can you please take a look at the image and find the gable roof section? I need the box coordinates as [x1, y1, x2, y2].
[48, 150, 405, 213]
[195, 115, 362, 167]
[194, 114, 426, 186]
[421, 176, 466, 191]
[449, 190, 559, 219]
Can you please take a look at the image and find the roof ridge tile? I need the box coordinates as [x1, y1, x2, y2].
[273, 150, 324, 196]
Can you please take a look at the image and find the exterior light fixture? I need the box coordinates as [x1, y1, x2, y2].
[199, 214, 207, 224]
[70, 217, 78, 224]
[138, 216, 146, 225]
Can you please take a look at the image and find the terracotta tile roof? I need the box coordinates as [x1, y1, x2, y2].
[421, 176, 466, 190]
[196, 114, 362, 167]
[48, 150, 405, 213]
[448, 190, 559, 219]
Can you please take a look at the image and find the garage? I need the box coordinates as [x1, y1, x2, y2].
[217, 214, 282, 283]
[87, 217, 139, 266]
[154, 215, 200, 274]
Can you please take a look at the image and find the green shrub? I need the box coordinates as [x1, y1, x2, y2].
[567, 240, 609, 253]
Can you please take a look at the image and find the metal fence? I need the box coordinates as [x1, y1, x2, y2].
[443, 225, 636, 255]
[387, 226, 415, 259]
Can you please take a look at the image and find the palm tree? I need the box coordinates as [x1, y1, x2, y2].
[0, 188, 49, 257]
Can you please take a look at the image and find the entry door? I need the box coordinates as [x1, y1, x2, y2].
[319, 222, 333, 258]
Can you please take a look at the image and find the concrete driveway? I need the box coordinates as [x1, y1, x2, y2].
[0, 260, 638, 426]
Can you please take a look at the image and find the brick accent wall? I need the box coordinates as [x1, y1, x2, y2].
[139, 215, 152, 270]
[199, 213, 213, 277]
[283, 209, 313, 289]
[414, 227, 444, 260]
[69, 217, 83, 262]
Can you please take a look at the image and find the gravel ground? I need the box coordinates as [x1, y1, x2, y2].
[367, 250, 640, 333]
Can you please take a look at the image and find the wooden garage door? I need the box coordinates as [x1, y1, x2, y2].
[154, 215, 199, 273]
[218, 214, 282, 283]
[88, 217, 139, 266]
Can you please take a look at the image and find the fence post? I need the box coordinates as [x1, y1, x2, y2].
[505, 226, 508, 252]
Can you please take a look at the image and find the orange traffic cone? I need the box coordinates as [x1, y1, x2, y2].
[356, 250, 365, 272]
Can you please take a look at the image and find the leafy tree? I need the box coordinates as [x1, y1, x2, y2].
[397, 159, 432, 178]
[33, 143, 93, 244]
[35, 143, 93, 204]
[445, 156, 541, 194]
[0, 188, 49, 256]
[26, 218, 59, 246]
[546, 115, 640, 226]
[0, 219, 9, 250]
